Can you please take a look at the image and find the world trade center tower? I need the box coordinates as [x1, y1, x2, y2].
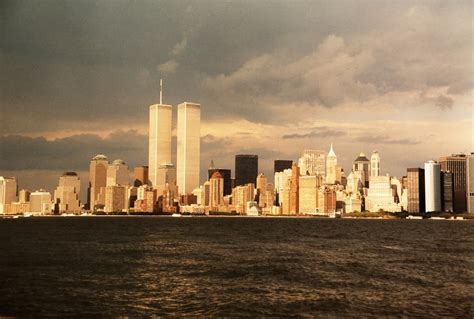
[148, 80, 172, 187]
[177, 102, 201, 195]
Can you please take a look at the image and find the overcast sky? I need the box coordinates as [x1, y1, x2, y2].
[1, 0, 472, 199]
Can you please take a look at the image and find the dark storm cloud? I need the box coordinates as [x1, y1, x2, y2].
[2, 0, 471, 134]
[282, 127, 346, 139]
[0, 130, 148, 170]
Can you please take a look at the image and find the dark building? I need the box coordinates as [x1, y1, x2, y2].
[274, 160, 293, 175]
[441, 171, 454, 212]
[235, 154, 258, 187]
[208, 168, 232, 196]
[439, 154, 467, 212]
[407, 168, 425, 213]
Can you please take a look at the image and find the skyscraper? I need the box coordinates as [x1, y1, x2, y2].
[289, 163, 300, 215]
[441, 171, 454, 212]
[30, 190, 51, 214]
[235, 154, 258, 187]
[274, 160, 293, 175]
[209, 171, 224, 209]
[0, 177, 17, 214]
[208, 162, 232, 196]
[177, 102, 201, 195]
[424, 160, 441, 213]
[353, 152, 370, 187]
[134, 166, 149, 187]
[298, 150, 326, 176]
[107, 159, 129, 186]
[439, 154, 467, 212]
[148, 82, 172, 188]
[54, 172, 81, 213]
[88, 154, 108, 210]
[326, 144, 337, 184]
[370, 151, 381, 177]
[406, 168, 425, 213]
[467, 153, 474, 213]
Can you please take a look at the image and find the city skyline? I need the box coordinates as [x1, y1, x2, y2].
[1, 1, 472, 197]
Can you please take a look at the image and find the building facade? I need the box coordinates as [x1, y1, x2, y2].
[425, 160, 441, 213]
[149, 103, 172, 187]
[88, 154, 108, 210]
[406, 168, 425, 213]
[326, 144, 337, 184]
[235, 154, 258, 187]
[439, 154, 467, 212]
[298, 150, 325, 176]
[0, 177, 17, 214]
[177, 102, 201, 195]
[54, 172, 81, 213]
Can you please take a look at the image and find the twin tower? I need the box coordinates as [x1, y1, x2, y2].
[148, 80, 200, 195]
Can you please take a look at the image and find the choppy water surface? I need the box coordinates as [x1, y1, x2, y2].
[0, 217, 472, 317]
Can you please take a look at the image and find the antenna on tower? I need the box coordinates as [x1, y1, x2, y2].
[160, 78, 163, 104]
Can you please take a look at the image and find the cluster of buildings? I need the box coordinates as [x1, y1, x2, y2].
[1, 85, 473, 216]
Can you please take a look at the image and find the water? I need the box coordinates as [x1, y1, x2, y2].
[0, 217, 472, 317]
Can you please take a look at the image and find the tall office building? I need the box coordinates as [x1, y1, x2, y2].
[370, 151, 381, 177]
[88, 154, 108, 210]
[441, 171, 454, 212]
[54, 172, 81, 213]
[208, 163, 232, 196]
[467, 153, 474, 213]
[104, 186, 127, 213]
[235, 154, 258, 187]
[299, 175, 318, 214]
[365, 175, 401, 212]
[298, 150, 326, 176]
[30, 190, 51, 214]
[353, 153, 370, 187]
[19, 189, 30, 203]
[148, 82, 172, 188]
[439, 154, 467, 212]
[425, 160, 441, 213]
[107, 159, 129, 186]
[256, 173, 268, 208]
[406, 168, 425, 213]
[0, 177, 17, 214]
[209, 171, 224, 209]
[134, 166, 149, 187]
[177, 102, 201, 195]
[326, 144, 337, 184]
[289, 163, 300, 215]
[274, 160, 293, 175]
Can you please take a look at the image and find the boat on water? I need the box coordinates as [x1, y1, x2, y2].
[171, 213, 182, 217]
[406, 215, 423, 219]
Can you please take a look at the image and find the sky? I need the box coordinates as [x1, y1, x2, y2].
[1, 0, 472, 200]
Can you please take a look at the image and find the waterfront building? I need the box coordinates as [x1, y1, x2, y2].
[148, 82, 172, 188]
[279, 186, 290, 215]
[317, 187, 336, 214]
[134, 166, 149, 187]
[298, 150, 326, 176]
[256, 173, 268, 208]
[30, 190, 52, 214]
[274, 168, 292, 196]
[326, 145, 337, 184]
[467, 153, 474, 213]
[88, 154, 108, 210]
[425, 160, 442, 213]
[235, 154, 258, 187]
[104, 185, 127, 213]
[344, 193, 362, 213]
[346, 170, 364, 195]
[407, 168, 425, 213]
[0, 176, 17, 214]
[353, 152, 370, 187]
[54, 172, 81, 213]
[208, 166, 232, 196]
[107, 159, 129, 187]
[298, 175, 318, 214]
[441, 171, 454, 212]
[289, 163, 300, 215]
[370, 151, 381, 177]
[209, 171, 224, 209]
[439, 154, 467, 212]
[274, 160, 293, 175]
[177, 102, 201, 195]
[231, 183, 254, 214]
[19, 189, 30, 203]
[365, 175, 401, 212]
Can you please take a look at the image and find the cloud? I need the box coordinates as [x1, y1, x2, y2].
[282, 127, 346, 139]
[353, 135, 420, 145]
[157, 59, 179, 74]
